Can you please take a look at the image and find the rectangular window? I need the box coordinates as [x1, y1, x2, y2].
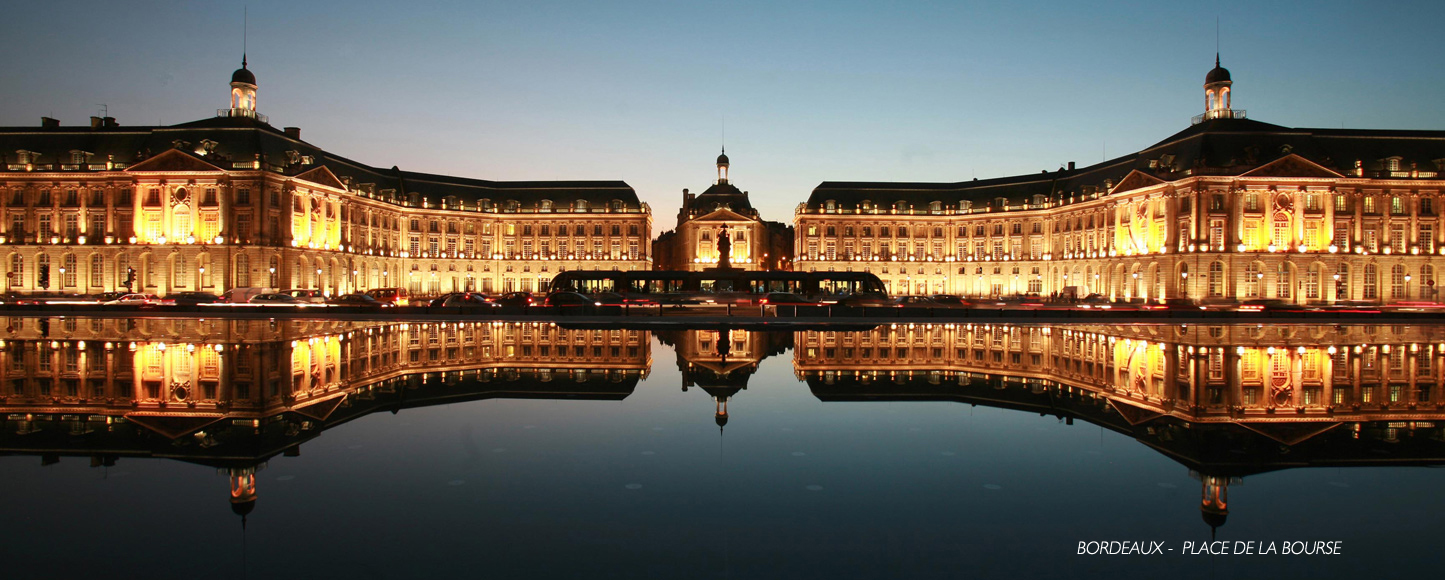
[1391, 224, 1406, 254]
[1421, 224, 1435, 254]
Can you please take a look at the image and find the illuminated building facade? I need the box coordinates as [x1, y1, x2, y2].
[0, 318, 651, 520]
[794, 322, 1445, 532]
[795, 58, 1445, 302]
[0, 58, 652, 297]
[652, 152, 793, 271]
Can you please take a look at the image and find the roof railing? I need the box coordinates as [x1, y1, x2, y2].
[1191, 109, 1246, 125]
[216, 108, 270, 124]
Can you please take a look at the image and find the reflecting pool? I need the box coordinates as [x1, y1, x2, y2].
[1, 319, 1443, 578]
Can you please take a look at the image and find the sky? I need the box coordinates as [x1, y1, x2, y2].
[3, 0, 1444, 225]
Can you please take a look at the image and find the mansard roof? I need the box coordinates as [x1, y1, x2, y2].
[0, 114, 642, 210]
[806, 117, 1445, 211]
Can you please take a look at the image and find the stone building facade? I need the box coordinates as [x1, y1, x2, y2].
[0, 58, 651, 297]
[795, 58, 1445, 303]
[652, 152, 793, 271]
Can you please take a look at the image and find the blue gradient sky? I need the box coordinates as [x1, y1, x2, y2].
[3, 0, 1443, 224]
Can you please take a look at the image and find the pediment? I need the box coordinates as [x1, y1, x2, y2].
[124, 413, 226, 439]
[292, 165, 348, 191]
[125, 148, 225, 173]
[1240, 154, 1344, 179]
[1109, 170, 1166, 195]
[691, 208, 754, 223]
[1107, 398, 1164, 425]
[290, 393, 347, 422]
[1238, 421, 1342, 446]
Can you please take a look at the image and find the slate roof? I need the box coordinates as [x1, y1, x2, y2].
[806, 116, 1445, 211]
[0, 114, 641, 209]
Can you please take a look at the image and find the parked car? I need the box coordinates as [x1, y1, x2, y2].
[364, 287, 411, 306]
[282, 289, 326, 304]
[94, 291, 129, 303]
[328, 293, 383, 307]
[929, 295, 973, 308]
[434, 292, 496, 308]
[103, 293, 167, 306]
[592, 292, 628, 306]
[544, 292, 597, 314]
[249, 293, 302, 305]
[169, 291, 222, 305]
[897, 296, 942, 307]
[493, 292, 535, 308]
[221, 287, 274, 303]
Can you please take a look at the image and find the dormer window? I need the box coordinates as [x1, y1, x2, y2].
[1032, 194, 1046, 207]
[611, 199, 625, 212]
[994, 197, 1008, 210]
[540, 199, 553, 212]
[893, 200, 909, 213]
[825, 200, 836, 213]
[860, 200, 873, 213]
[505, 200, 520, 213]
[1385, 157, 1402, 172]
[959, 200, 972, 212]
[574, 199, 588, 212]
[929, 201, 942, 213]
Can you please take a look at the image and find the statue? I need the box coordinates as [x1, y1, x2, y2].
[717, 227, 732, 269]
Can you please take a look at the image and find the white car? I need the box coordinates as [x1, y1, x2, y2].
[281, 289, 326, 304]
[103, 293, 166, 306]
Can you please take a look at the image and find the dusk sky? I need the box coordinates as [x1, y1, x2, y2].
[4, 0, 1443, 224]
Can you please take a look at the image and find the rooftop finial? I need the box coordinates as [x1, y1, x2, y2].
[243, 5, 248, 68]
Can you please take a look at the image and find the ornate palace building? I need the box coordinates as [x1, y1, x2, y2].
[0, 58, 652, 297]
[795, 57, 1445, 303]
[652, 152, 793, 271]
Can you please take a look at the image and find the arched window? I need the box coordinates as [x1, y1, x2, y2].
[1271, 212, 1289, 249]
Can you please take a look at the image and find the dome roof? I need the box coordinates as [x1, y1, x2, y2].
[232, 57, 256, 86]
[1205, 54, 1230, 85]
[716, 152, 729, 166]
[231, 498, 256, 516]
[715, 413, 729, 427]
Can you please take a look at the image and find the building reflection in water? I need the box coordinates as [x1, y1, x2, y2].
[659, 326, 790, 431]
[795, 323, 1445, 535]
[0, 318, 651, 524]
[3, 318, 1445, 535]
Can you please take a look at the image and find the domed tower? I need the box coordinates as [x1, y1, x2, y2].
[1203, 54, 1234, 120]
[229, 465, 259, 526]
[1199, 473, 1229, 538]
[228, 56, 259, 118]
[716, 149, 730, 184]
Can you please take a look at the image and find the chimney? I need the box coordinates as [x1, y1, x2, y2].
[1068, 161, 1075, 171]
[41, 117, 59, 128]
[91, 116, 103, 129]
[284, 127, 301, 140]
[104, 117, 118, 127]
